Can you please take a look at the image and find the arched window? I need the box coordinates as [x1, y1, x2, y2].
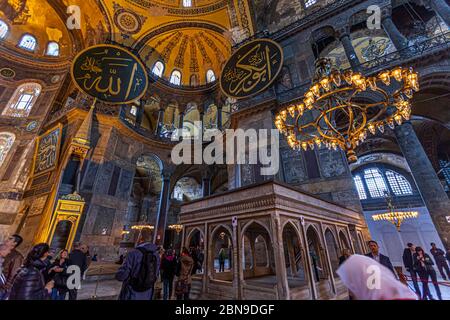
[0, 133, 15, 168]
[170, 70, 182, 86]
[152, 61, 164, 77]
[353, 175, 367, 200]
[206, 69, 216, 83]
[18, 34, 37, 51]
[46, 42, 59, 56]
[353, 166, 414, 200]
[0, 20, 8, 39]
[385, 170, 413, 196]
[3, 83, 42, 117]
[183, 0, 192, 7]
[363, 168, 388, 198]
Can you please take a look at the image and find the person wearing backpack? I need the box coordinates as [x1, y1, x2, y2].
[116, 228, 160, 300]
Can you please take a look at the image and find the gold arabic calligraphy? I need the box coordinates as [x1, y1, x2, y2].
[223, 43, 280, 97]
[74, 48, 142, 102]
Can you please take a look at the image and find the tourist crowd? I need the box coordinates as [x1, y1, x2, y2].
[1, 230, 449, 300]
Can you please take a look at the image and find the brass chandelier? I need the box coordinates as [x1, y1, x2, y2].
[274, 58, 419, 163]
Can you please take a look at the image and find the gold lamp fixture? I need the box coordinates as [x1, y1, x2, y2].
[372, 211, 419, 231]
[274, 58, 419, 163]
[168, 224, 184, 234]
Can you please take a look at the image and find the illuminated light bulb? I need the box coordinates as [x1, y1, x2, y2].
[396, 100, 410, 110]
[331, 70, 342, 87]
[355, 140, 360, 146]
[288, 105, 296, 118]
[308, 141, 315, 150]
[331, 142, 337, 151]
[311, 84, 321, 97]
[356, 78, 367, 91]
[343, 70, 353, 85]
[403, 88, 413, 99]
[314, 137, 321, 147]
[407, 71, 420, 92]
[391, 67, 403, 82]
[387, 118, 395, 129]
[320, 77, 331, 92]
[280, 110, 287, 121]
[401, 108, 411, 120]
[368, 123, 376, 135]
[301, 142, 308, 151]
[359, 132, 365, 142]
[394, 114, 403, 125]
[378, 71, 390, 85]
[368, 77, 378, 91]
[377, 123, 385, 133]
[304, 97, 315, 109]
[297, 103, 305, 115]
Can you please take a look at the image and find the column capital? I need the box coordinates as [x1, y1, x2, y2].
[335, 27, 350, 40]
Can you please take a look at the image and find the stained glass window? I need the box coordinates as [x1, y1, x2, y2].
[19, 34, 37, 51]
[354, 175, 367, 200]
[0, 20, 8, 39]
[385, 170, 413, 196]
[170, 70, 182, 86]
[46, 42, 59, 56]
[183, 0, 192, 7]
[206, 69, 216, 83]
[3, 83, 42, 117]
[363, 168, 388, 198]
[152, 61, 164, 77]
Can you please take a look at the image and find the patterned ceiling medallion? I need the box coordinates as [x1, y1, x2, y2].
[0, 68, 16, 79]
[113, 3, 147, 35]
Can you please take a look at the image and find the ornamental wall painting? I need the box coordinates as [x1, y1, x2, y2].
[32, 123, 62, 176]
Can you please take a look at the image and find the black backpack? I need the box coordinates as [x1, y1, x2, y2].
[129, 247, 157, 292]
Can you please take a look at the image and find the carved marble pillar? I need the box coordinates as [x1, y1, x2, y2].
[394, 121, 450, 249]
[178, 111, 184, 130]
[199, 110, 205, 141]
[154, 170, 171, 245]
[232, 221, 240, 299]
[429, 0, 450, 27]
[337, 31, 361, 71]
[272, 214, 290, 299]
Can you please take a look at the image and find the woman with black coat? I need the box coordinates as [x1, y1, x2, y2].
[48, 249, 70, 300]
[9, 243, 54, 300]
[413, 246, 442, 300]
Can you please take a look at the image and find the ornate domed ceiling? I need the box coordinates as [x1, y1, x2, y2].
[140, 28, 231, 86]
[0, 0, 254, 86]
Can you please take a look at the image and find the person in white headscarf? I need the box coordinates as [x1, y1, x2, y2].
[336, 254, 417, 300]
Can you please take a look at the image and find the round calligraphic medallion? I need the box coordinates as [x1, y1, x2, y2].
[220, 39, 284, 100]
[71, 44, 148, 104]
[26, 120, 38, 132]
[0, 68, 16, 79]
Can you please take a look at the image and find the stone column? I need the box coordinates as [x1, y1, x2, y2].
[320, 222, 337, 295]
[429, 0, 450, 27]
[135, 105, 144, 128]
[201, 167, 212, 197]
[381, 15, 409, 51]
[178, 111, 184, 130]
[199, 110, 205, 141]
[394, 121, 450, 249]
[155, 107, 165, 136]
[338, 32, 361, 71]
[232, 221, 240, 299]
[154, 170, 171, 245]
[272, 214, 290, 299]
[217, 105, 223, 130]
[300, 221, 317, 299]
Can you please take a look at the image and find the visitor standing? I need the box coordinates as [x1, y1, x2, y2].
[48, 249, 70, 300]
[9, 243, 54, 300]
[116, 228, 160, 300]
[413, 246, 442, 300]
[175, 247, 194, 300]
[161, 249, 177, 300]
[429, 242, 450, 280]
[68, 242, 88, 300]
[365, 240, 396, 275]
[402, 243, 421, 298]
[2, 234, 24, 298]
